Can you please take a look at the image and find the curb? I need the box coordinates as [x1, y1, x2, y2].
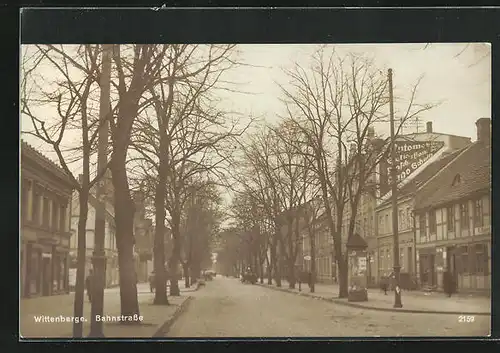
[152, 296, 193, 337]
[258, 284, 490, 316]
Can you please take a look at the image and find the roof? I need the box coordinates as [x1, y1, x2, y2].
[346, 232, 368, 249]
[21, 140, 73, 186]
[414, 141, 491, 210]
[378, 148, 465, 208]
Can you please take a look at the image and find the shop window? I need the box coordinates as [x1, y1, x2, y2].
[429, 210, 437, 234]
[447, 206, 455, 232]
[30, 249, 40, 295]
[474, 199, 484, 228]
[460, 202, 469, 229]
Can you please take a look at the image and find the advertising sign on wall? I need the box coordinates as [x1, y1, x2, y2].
[379, 139, 444, 195]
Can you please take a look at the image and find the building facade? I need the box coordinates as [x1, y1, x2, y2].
[373, 122, 471, 286]
[413, 118, 491, 293]
[69, 171, 119, 288]
[21, 142, 73, 298]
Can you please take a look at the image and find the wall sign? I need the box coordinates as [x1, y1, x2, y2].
[380, 139, 444, 195]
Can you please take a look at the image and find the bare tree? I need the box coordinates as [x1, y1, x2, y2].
[21, 44, 110, 337]
[279, 47, 437, 298]
[130, 44, 252, 296]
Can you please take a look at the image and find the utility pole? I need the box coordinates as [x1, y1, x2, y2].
[388, 68, 403, 308]
[89, 44, 112, 337]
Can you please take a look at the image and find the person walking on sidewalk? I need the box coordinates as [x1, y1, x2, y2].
[85, 269, 94, 303]
[443, 271, 454, 297]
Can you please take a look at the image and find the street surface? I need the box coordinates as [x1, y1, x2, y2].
[165, 276, 490, 337]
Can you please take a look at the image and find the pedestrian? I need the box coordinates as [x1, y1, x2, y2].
[149, 271, 155, 293]
[443, 271, 453, 297]
[380, 276, 388, 295]
[85, 269, 93, 303]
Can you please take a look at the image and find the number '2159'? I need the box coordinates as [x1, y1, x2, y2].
[458, 315, 475, 323]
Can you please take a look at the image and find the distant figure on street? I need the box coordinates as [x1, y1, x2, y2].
[149, 271, 155, 293]
[380, 276, 389, 295]
[85, 269, 93, 303]
[307, 271, 313, 290]
[443, 271, 455, 297]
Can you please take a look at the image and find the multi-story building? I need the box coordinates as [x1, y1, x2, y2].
[373, 121, 471, 286]
[69, 173, 119, 288]
[413, 118, 491, 293]
[20, 141, 73, 298]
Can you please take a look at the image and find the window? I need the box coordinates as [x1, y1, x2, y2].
[452, 174, 461, 186]
[42, 197, 50, 227]
[407, 208, 413, 229]
[51, 200, 58, 230]
[458, 246, 469, 274]
[380, 215, 384, 233]
[429, 210, 437, 234]
[419, 214, 426, 239]
[385, 214, 389, 233]
[60, 205, 67, 232]
[32, 191, 40, 224]
[399, 210, 404, 230]
[21, 180, 30, 221]
[460, 202, 469, 229]
[474, 244, 488, 275]
[447, 206, 455, 232]
[474, 199, 484, 228]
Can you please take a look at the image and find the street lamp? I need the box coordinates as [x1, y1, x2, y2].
[388, 68, 403, 308]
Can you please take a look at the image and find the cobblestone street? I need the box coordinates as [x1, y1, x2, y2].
[165, 277, 490, 337]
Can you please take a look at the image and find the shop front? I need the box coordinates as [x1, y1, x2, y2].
[417, 240, 490, 293]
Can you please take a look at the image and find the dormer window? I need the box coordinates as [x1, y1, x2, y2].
[452, 174, 461, 186]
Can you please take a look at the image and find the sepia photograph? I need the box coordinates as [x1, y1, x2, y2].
[19, 42, 491, 339]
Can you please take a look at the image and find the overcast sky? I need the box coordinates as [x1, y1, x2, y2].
[21, 43, 491, 175]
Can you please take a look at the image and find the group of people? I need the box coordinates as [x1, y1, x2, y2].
[379, 271, 457, 297]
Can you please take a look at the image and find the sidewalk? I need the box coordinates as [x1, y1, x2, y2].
[20, 282, 196, 338]
[259, 280, 491, 316]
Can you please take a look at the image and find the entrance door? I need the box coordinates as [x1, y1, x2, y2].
[41, 257, 51, 296]
[429, 254, 436, 286]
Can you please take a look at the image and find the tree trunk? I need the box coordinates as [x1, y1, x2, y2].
[258, 252, 264, 284]
[153, 177, 168, 305]
[271, 236, 280, 287]
[288, 256, 296, 289]
[183, 263, 190, 288]
[169, 217, 181, 296]
[309, 221, 316, 294]
[265, 252, 272, 285]
[338, 254, 349, 298]
[111, 159, 140, 316]
[278, 234, 286, 287]
[72, 192, 89, 337]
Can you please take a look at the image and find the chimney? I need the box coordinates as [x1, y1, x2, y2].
[426, 121, 433, 133]
[476, 118, 491, 143]
[370, 138, 385, 153]
[367, 127, 375, 139]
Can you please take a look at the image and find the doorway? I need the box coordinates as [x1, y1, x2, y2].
[447, 247, 458, 290]
[41, 256, 51, 296]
